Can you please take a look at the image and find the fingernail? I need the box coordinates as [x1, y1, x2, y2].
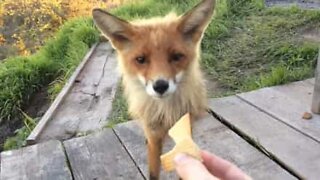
[174, 153, 188, 164]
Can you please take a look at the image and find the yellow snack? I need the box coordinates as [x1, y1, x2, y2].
[160, 113, 202, 171]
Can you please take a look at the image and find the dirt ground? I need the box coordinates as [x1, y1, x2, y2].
[266, 0, 320, 9]
[0, 88, 50, 151]
[301, 27, 320, 42]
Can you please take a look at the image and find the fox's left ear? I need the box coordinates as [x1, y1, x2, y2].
[178, 0, 215, 42]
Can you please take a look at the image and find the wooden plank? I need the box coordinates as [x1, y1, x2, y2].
[209, 96, 320, 179]
[31, 42, 120, 142]
[27, 43, 98, 144]
[63, 128, 144, 180]
[305, 78, 315, 85]
[272, 80, 314, 105]
[238, 86, 320, 142]
[312, 51, 320, 113]
[113, 121, 179, 179]
[114, 114, 295, 180]
[0, 140, 72, 180]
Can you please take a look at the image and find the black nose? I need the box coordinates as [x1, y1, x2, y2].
[153, 80, 169, 94]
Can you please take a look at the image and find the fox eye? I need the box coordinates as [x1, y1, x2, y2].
[171, 53, 184, 62]
[136, 56, 146, 64]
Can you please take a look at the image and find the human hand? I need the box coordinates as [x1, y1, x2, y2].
[174, 150, 251, 180]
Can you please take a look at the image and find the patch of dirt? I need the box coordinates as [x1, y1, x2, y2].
[0, 87, 50, 151]
[265, 0, 320, 9]
[205, 73, 228, 97]
[266, 0, 320, 9]
[0, 119, 21, 151]
[300, 27, 320, 42]
[24, 87, 51, 118]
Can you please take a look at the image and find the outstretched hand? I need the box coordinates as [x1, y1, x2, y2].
[174, 150, 251, 180]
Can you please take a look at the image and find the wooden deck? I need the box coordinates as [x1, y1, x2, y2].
[1, 78, 319, 179]
[27, 42, 120, 143]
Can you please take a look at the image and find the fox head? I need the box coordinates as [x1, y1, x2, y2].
[93, 0, 215, 99]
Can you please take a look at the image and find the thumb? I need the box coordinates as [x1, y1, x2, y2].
[174, 153, 218, 180]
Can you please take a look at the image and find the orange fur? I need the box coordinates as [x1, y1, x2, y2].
[93, 0, 215, 179]
[118, 13, 207, 132]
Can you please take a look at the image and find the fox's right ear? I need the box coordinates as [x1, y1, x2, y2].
[92, 8, 133, 49]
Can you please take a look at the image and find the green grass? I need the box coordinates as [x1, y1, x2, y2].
[44, 18, 100, 99]
[0, 18, 98, 123]
[3, 111, 37, 150]
[202, 5, 320, 94]
[105, 0, 320, 124]
[0, 17, 99, 150]
[106, 83, 129, 128]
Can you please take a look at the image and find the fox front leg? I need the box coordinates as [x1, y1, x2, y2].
[144, 129, 163, 180]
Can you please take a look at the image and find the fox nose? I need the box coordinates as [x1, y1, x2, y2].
[153, 80, 169, 94]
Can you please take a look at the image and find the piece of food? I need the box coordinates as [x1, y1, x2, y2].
[302, 112, 312, 120]
[160, 113, 202, 171]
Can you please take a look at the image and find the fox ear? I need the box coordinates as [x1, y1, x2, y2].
[178, 0, 215, 41]
[92, 8, 133, 49]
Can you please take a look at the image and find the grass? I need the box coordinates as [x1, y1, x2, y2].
[106, 83, 129, 127]
[0, 18, 98, 123]
[3, 111, 37, 150]
[106, 0, 320, 124]
[0, 17, 99, 150]
[202, 5, 320, 94]
[45, 18, 100, 98]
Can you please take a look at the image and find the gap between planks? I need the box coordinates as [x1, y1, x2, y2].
[0, 140, 73, 180]
[114, 114, 295, 179]
[63, 129, 144, 180]
[236, 94, 320, 144]
[111, 128, 146, 180]
[236, 79, 320, 144]
[209, 92, 320, 179]
[207, 108, 302, 179]
[61, 141, 75, 180]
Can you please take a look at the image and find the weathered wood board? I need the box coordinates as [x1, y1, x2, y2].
[63, 128, 144, 180]
[114, 120, 178, 180]
[238, 83, 320, 142]
[27, 43, 98, 144]
[210, 96, 320, 179]
[0, 140, 72, 180]
[272, 80, 314, 105]
[114, 114, 295, 180]
[305, 78, 315, 85]
[312, 52, 320, 113]
[34, 42, 120, 142]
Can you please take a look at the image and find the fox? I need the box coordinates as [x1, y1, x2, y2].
[92, 0, 215, 179]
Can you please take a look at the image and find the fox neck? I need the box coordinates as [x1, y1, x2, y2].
[121, 56, 207, 134]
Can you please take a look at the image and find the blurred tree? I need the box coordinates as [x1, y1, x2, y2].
[0, 0, 64, 58]
[0, 0, 127, 60]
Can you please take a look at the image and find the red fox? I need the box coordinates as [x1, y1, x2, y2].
[93, 0, 215, 179]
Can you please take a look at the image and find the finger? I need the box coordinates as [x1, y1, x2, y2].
[201, 150, 251, 180]
[174, 153, 218, 180]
